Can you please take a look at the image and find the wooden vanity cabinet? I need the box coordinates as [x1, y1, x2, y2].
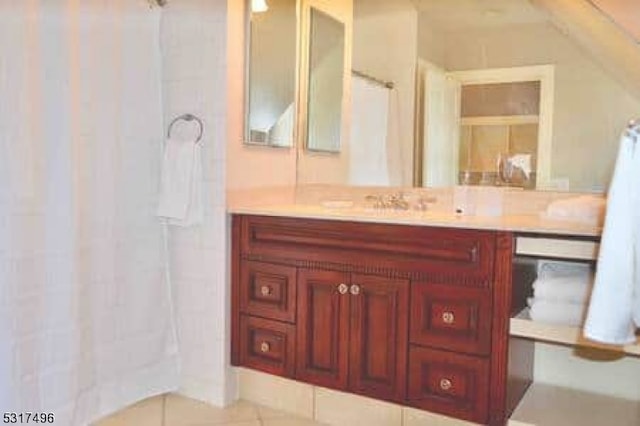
[231, 215, 515, 425]
[296, 270, 409, 401]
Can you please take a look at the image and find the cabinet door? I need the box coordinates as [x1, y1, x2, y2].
[349, 274, 409, 402]
[296, 269, 350, 390]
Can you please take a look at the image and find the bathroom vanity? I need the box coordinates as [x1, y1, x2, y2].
[231, 214, 513, 424]
[228, 189, 633, 425]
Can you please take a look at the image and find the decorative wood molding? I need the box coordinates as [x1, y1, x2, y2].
[243, 253, 490, 288]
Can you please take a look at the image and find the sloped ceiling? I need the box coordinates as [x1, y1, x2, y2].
[413, 0, 547, 31]
[530, 0, 640, 98]
[410, 0, 640, 98]
[589, 0, 640, 42]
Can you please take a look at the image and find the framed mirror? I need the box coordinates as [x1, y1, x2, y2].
[245, 0, 297, 148]
[305, 7, 346, 153]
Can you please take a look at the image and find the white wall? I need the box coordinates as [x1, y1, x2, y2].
[352, 0, 418, 186]
[534, 343, 640, 400]
[418, 21, 640, 192]
[161, 0, 233, 405]
[416, 20, 445, 68]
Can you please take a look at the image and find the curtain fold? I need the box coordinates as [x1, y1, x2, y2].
[0, 1, 179, 424]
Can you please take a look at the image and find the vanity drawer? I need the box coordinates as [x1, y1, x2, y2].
[239, 215, 495, 286]
[240, 261, 297, 323]
[410, 283, 492, 355]
[407, 345, 489, 424]
[239, 315, 296, 377]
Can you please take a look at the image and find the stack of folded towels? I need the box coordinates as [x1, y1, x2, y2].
[527, 261, 594, 327]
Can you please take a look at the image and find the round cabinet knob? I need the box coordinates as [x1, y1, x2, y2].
[260, 342, 270, 353]
[337, 283, 349, 295]
[260, 285, 272, 296]
[442, 311, 455, 325]
[439, 378, 453, 391]
[350, 284, 361, 296]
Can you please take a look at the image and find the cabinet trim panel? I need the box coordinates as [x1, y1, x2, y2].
[241, 215, 496, 287]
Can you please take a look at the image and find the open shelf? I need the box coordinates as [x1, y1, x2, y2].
[510, 308, 640, 357]
[515, 236, 599, 260]
[460, 115, 539, 126]
[510, 383, 640, 426]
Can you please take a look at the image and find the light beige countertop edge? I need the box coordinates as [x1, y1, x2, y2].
[227, 205, 602, 237]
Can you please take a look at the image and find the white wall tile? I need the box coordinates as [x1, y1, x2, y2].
[403, 406, 477, 426]
[238, 369, 315, 419]
[161, 0, 230, 406]
[314, 387, 403, 426]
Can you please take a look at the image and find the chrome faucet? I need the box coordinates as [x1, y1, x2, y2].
[365, 192, 410, 210]
[365, 192, 437, 211]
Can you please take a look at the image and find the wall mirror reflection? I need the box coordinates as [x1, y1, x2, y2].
[423, 65, 553, 190]
[306, 7, 346, 153]
[245, 0, 297, 147]
[299, 0, 640, 192]
[458, 80, 541, 189]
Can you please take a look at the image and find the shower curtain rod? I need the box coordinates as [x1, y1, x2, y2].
[352, 69, 394, 90]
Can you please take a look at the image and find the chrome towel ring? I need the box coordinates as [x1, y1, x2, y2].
[167, 113, 204, 144]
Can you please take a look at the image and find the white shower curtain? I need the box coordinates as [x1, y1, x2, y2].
[348, 76, 391, 186]
[0, 1, 179, 424]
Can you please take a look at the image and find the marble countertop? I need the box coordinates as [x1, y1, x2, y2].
[229, 203, 601, 237]
[227, 185, 603, 237]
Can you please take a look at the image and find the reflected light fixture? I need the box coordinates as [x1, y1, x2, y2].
[251, 0, 269, 13]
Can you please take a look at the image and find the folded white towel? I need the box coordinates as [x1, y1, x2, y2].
[157, 138, 203, 227]
[528, 299, 586, 327]
[533, 276, 593, 304]
[538, 260, 592, 279]
[542, 195, 606, 225]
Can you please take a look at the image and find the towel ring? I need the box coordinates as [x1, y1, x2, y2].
[168, 113, 204, 144]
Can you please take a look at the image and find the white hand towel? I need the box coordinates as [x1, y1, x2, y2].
[528, 299, 586, 327]
[157, 138, 204, 227]
[584, 130, 640, 345]
[533, 276, 593, 304]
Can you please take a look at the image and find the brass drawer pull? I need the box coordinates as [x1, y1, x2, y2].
[338, 283, 349, 295]
[442, 311, 455, 324]
[260, 285, 272, 296]
[350, 284, 361, 296]
[440, 378, 453, 391]
[260, 342, 271, 353]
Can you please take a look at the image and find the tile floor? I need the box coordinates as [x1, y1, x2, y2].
[93, 394, 326, 426]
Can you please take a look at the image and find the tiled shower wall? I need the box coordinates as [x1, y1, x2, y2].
[160, 0, 234, 406]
